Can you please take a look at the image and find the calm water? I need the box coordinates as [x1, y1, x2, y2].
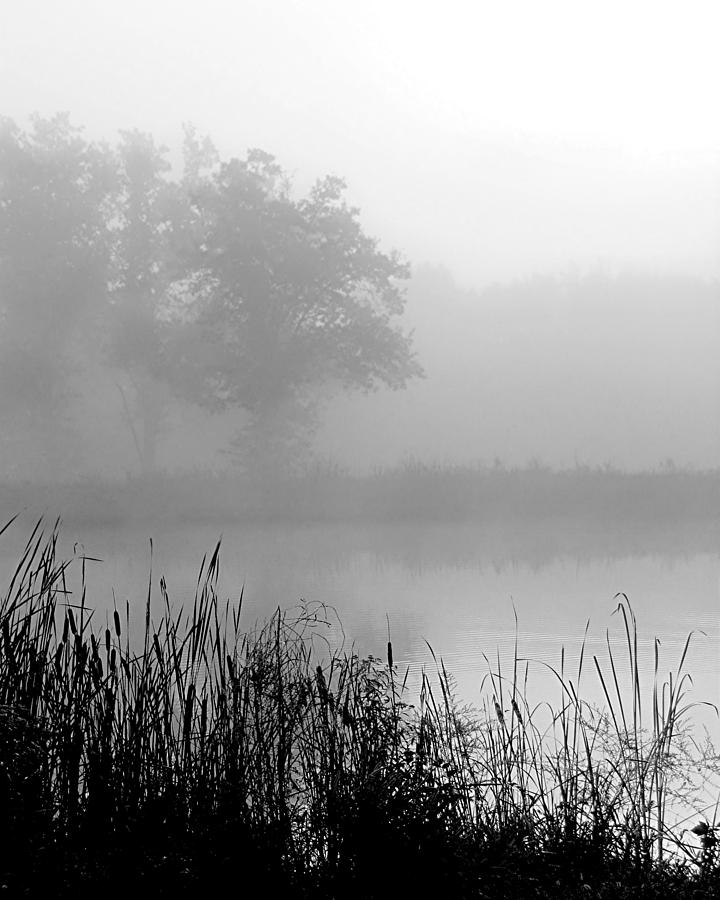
[2, 514, 718, 832]
[6, 517, 716, 731]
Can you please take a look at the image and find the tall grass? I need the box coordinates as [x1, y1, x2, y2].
[0, 519, 717, 897]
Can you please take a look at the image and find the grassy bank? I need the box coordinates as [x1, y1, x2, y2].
[3, 462, 720, 529]
[0, 520, 718, 898]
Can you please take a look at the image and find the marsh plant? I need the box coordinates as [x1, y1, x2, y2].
[0, 518, 717, 897]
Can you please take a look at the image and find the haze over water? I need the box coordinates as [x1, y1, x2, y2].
[1, 0, 718, 757]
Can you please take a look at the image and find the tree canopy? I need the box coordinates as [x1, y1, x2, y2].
[186, 149, 421, 446]
[0, 116, 422, 476]
[0, 114, 114, 474]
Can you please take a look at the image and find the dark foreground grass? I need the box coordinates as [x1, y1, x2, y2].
[0, 518, 718, 898]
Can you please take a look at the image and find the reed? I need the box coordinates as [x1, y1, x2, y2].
[0, 519, 717, 897]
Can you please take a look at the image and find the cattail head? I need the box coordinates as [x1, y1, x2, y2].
[493, 697, 505, 725]
[316, 665, 329, 704]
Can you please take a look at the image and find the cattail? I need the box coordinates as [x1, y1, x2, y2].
[316, 665, 328, 704]
[200, 697, 208, 738]
[113, 609, 121, 638]
[494, 697, 505, 725]
[183, 684, 196, 744]
[387, 640, 394, 670]
[341, 693, 354, 728]
[511, 697, 523, 725]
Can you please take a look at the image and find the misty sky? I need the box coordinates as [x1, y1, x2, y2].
[2, 0, 719, 286]
[1, 1, 719, 473]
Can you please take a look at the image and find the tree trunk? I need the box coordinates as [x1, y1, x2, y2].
[138, 375, 165, 475]
[120, 371, 166, 475]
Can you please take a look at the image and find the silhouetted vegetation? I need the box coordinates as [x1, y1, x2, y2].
[0, 520, 717, 897]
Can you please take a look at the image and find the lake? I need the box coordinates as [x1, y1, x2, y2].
[5, 516, 716, 738]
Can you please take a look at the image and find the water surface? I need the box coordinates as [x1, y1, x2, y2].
[7, 518, 714, 731]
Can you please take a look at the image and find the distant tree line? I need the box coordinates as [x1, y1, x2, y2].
[0, 114, 422, 477]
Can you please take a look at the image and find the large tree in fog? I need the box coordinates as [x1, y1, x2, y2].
[184, 148, 422, 471]
[104, 129, 422, 473]
[0, 114, 113, 476]
[0, 117, 421, 476]
[105, 129, 198, 473]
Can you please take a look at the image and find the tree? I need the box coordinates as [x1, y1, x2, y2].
[0, 118, 422, 478]
[105, 129, 191, 473]
[184, 147, 423, 472]
[0, 114, 113, 477]
[104, 126, 225, 474]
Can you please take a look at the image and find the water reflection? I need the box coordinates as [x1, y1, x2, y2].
[0, 517, 717, 728]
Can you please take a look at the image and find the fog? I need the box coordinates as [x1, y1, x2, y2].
[315, 266, 720, 470]
[1, 0, 720, 834]
[3, 2, 719, 283]
[3, 10, 720, 885]
[0, 0, 718, 480]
